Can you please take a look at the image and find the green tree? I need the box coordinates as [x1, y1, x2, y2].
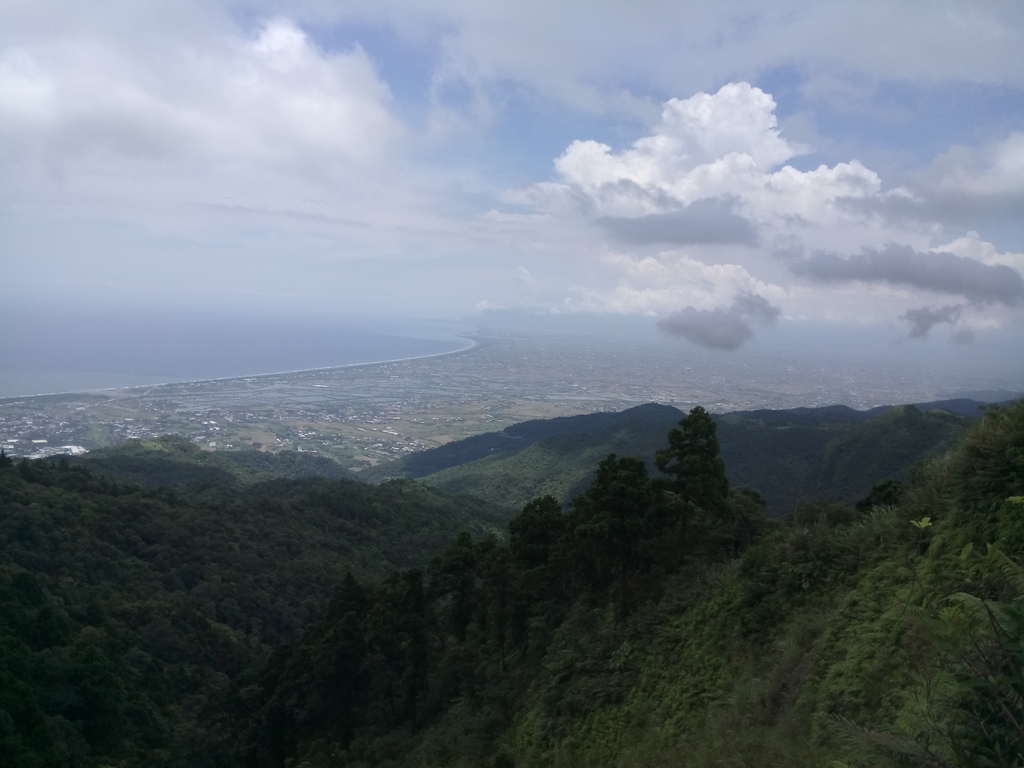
[430, 532, 479, 643]
[568, 455, 653, 616]
[655, 406, 730, 558]
[509, 495, 565, 572]
[655, 406, 729, 510]
[508, 496, 569, 650]
[855, 479, 906, 511]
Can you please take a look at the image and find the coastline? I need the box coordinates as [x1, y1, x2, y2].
[0, 332, 479, 402]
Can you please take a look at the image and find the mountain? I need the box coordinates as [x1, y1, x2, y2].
[363, 403, 683, 481]
[404, 403, 686, 512]
[77, 433, 357, 488]
[208, 398, 1024, 768]
[372, 401, 978, 514]
[3, 398, 1021, 767]
[0, 456, 508, 766]
[717, 403, 969, 513]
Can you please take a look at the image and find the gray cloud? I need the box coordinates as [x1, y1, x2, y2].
[657, 292, 781, 350]
[598, 197, 758, 245]
[730, 292, 782, 323]
[895, 134, 1024, 230]
[790, 243, 1024, 306]
[658, 307, 753, 349]
[900, 304, 962, 338]
[839, 188, 1024, 232]
[952, 326, 975, 344]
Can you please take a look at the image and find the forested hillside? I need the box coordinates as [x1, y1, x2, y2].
[0, 456, 507, 766]
[78, 434, 357, 487]
[2, 399, 1021, 767]
[198, 400, 1024, 768]
[407, 402, 971, 513]
[368, 400, 991, 487]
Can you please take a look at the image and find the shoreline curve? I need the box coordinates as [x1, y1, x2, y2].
[0, 332, 480, 402]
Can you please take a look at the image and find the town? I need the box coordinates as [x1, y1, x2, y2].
[2, 330, 1014, 471]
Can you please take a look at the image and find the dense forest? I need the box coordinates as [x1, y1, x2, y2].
[0, 445, 505, 766]
[1, 400, 1022, 767]
[366, 401, 977, 514]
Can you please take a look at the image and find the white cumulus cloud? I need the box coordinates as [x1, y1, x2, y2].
[530, 82, 886, 237]
[568, 250, 786, 315]
[935, 232, 1024, 274]
[555, 82, 795, 194]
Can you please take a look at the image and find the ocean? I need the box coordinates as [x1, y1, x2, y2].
[0, 312, 473, 398]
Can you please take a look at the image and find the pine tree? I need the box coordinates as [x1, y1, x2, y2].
[655, 406, 729, 512]
[654, 406, 730, 561]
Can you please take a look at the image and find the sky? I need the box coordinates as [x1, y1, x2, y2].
[2, 0, 1024, 357]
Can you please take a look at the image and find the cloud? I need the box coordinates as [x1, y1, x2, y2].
[556, 82, 796, 187]
[366, 1, 1024, 118]
[951, 327, 975, 344]
[539, 83, 798, 217]
[0, 14, 426, 316]
[517, 266, 537, 288]
[657, 291, 780, 350]
[529, 81, 885, 242]
[731, 291, 782, 323]
[0, 18, 401, 173]
[791, 243, 1024, 306]
[598, 197, 758, 245]
[521, 80, 1021, 339]
[867, 132, 1024, 228]
[573, 251, 786, 315]
[658, 306, 754, 350]
[936, 232, 1024, 274]
[928, 132, 1024, 200]
[1, 2, 1022, 335]
[900, 304, 962, 339]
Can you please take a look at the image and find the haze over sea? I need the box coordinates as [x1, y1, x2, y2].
[0, 313, 473, 399]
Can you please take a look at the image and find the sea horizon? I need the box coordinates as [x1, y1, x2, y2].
[0, 314, 476, 399]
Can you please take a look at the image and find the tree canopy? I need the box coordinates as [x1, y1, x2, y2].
[655, 405, 729, 511]
[2, 400, 1022, 767]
